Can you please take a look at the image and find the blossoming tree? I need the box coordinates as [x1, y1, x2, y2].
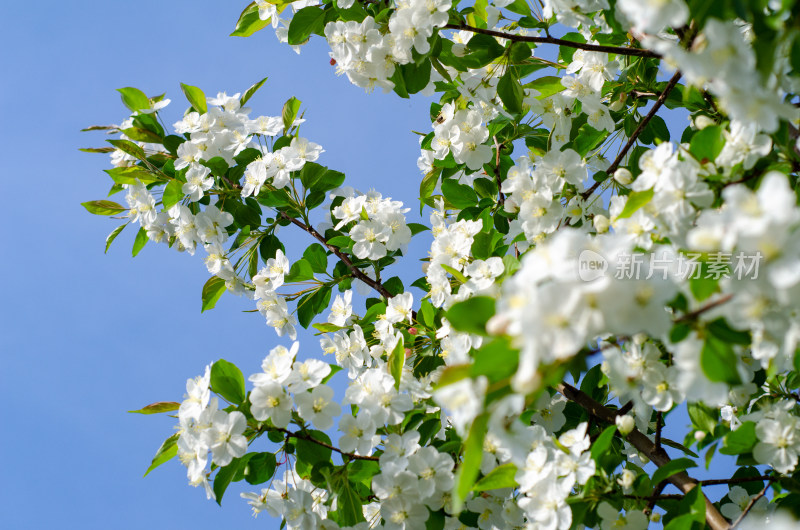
[82, 0, 800, 528]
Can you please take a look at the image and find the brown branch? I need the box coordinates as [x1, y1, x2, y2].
[493, 136, 505, 207]
[581, 71, 683, 200]
[556, 382, 729, 530]
[623, 492, 682, 501]
[674, 293, 733, 323]
[443, 24, 660, 58]
[730, 480, 772, 529]
[698, 474, 772, 487]
[278, 212, 393, 299]
[655, 411, 663, 450]
[276, 427, 380, 462]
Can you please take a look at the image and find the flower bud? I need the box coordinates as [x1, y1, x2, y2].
[617, 469, 636, 489]
[609, 99, 625, 112]
[638, 453, 650, 465]
[693, 115, 715, 130]
[613, 168, 633, 186]
[593, 214, 610, 233]
[408, 327, 418, 335]
[616, 414, 635, 436]
[694, 430, 707, 442]
[650, 513, 661, 523]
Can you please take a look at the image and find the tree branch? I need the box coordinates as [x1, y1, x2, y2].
[730, 480, 772, 529]
[581, 71, 683, 200]
[278, 212, 393, 299]
[493, 136, 505, 207]
[698, 475, 772, 487]
[556, 382, 729, 530]
[674, 293, 733, 323]
[276, 427, 380, 462]
[443, 23, 660, 58]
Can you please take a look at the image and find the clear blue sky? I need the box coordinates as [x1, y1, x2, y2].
[0, 2, 737, 528]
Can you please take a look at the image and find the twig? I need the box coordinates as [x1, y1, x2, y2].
[556, 382, 729, 530]
[655, 412, 663, 450]
[674, 294, 733, 323]
[276, 427, 380, 462]
[581, 71, 683, 201]
[730, 480, 772, 529]
[493, 136, 505, 207]
[698, 475, 772, 486]
[278, 212, 393, 299]
[443, 23, 660, 58]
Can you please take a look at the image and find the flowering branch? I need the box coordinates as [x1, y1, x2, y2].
[277, 212, 394, 299]
[556, 382, 729, 530]
[730, 480, 773, 528]
[442, 23, 661, 58]
[275, 427, 380, 462]
[581, 70, 683, 200]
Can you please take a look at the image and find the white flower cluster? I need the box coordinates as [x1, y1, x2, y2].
[324, 0, 451, 93]
[429, 103, 493, 171]
[331, 190, 412, 260]
[253, 249, 299, 340]
[371, 432, 454, 529]
[176, 366, 248, 499]
[491, 229, 678, 394]
[643, 18, 796, 133]
[241, 466, 332, 526]
[688, 172, 800, 369]
[241, 136, 324, 198]
[425, 204, 486, 308]
[502, 153, 586, 244]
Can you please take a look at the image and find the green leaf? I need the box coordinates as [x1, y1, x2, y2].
[241, 76, 268, 106]
[446, 296, 495, 336]
[297, 285, 332, 328]
[420, 168, 441, 202]
[178, 78, 208, 115]
[104, 166, 162, 185]
[706, 318, 751, 345]
[700, 335, 741, 385]
[243, 452, 277, 485]
[259, 233, 285, 261]
[687, 402, 718, 433]
[104, 223, 128, 253]
[117, 87, 150, 113]
[144, 434, 179, 477]
[287, 6, 326, 45]
[441, 180, 479, 209]
[285, 259, 314, 282]
[162, 179, 184, 210]
[81, 200, 127, 216]
[213, 459, 242, 505]
[303, 243, 328, 273]
[471, 338, 517, 382]
[453, 412, 489, 513]
[616, 189, 654, 220]
[107, 139, 145, 160]
[231, 1, 271, 37]
[472, 463, 517, 492]
[440, 263, 468, 285]
[128, 402, 180, 414]
[651, 457, 696, 486]
[689, 125, 724, 163]
[720, 421, 757, 455]
[591, 426, 617, 461]
[132, 227, 148, 257]
[210, 359, 246, 405]
[299, 161, 328, 190]
[282, 96, 302, 133]
[526, 76, 565, 98]
[497, 69, 524, 114]
[201, 276, 227, 312]
[336, 480, 365, 526]
[122, 127, 162, 143]
[296, 431, 333, 465]
[388, 335, 405, 390]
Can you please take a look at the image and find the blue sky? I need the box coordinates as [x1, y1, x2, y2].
[1, 1, 737, 528]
